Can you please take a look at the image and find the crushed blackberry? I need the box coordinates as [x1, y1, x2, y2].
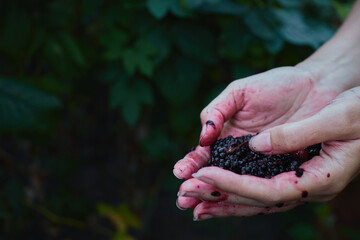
[208, 135, 321, 178]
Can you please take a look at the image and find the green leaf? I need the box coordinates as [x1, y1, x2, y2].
[172, 23, 216, 64]
[121, 101, 141, 127]
[120, 39, 156, 77]
[147, 0, 187, 19]
[111, 230, 128, 240]
[156, 56, 203, 105]
[141, 130, 172, 159]
[331, 0, 352, 21]
[315, 204, 335, 227]
[110, 78, 153, 126]
[101, 29, 129, 60]
[97, 203, 113, 216]
[289, 223, 318, 240]
[277, 0, 302, 8]
[122, 49, 137, 75]
[58, 32, 86, 66]
[110, 80, 128, 109]
[102, 66, 129, 84]
[117, 204, 141, 229]
[146, 0, 170, 19]
[220, 21, 250, 59]
[135, 39, 157, 56]
[0, 79, 60, 130]
[133, 80, 153, 105]
[183, 0, 204, 9]
[275, 9, 334, 49]
[197, 0, 248, 16]
[145, 26, 171, 66]
[244, 11, 275, 40]
[266, 36, 284, 54]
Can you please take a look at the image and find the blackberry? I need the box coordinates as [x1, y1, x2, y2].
[208, 135, 321, 178]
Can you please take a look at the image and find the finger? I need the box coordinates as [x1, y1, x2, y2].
[176, 196, 201, 210]
[250, 88, 360, 154]
[179, 178, 267, 207]
[192, 164, 330, 204]
[193, 201, 301, 221]
[173, 146, 210, 179]
[199, 82, 245, 146]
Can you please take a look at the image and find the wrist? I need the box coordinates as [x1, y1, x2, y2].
[296, 0, 360, 92]
[296, 39, 360, 92]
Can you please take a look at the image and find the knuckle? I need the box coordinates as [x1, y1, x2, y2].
[271, 127, 288, 151]
[200, 108, 208, 122]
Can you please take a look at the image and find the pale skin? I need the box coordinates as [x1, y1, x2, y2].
[173, 0, 360, 221]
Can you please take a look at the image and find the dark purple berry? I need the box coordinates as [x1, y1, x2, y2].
[302, 191, 308, 198]
[295, 168, 304, 177]
[207, 135, 321, 179]
[211, 191, 221, 197]
[276, 203, 284, 208]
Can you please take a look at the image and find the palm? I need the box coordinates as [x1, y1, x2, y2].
[174, 66, 340, 180]
[213, 67, 338, 138]
[174, 67, 360, 220]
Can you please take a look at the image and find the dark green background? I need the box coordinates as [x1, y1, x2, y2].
[1, 0, 359, 239]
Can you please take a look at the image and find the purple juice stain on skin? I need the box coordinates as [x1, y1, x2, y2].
[206, 120, 215, 126]
[211, 191, 221, 197]
[276, 203, 284, 208]
[296, 168, 304, 177]
[327, 173, 330, 178]
[302, 191, 308, 198]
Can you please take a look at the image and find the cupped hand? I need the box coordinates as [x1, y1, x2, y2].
[173, 66, 360, 220]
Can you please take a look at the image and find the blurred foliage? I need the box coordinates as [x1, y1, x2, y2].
[0, 0, 357, 239]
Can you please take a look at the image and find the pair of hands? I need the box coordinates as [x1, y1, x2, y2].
[173, 66, 360, 221]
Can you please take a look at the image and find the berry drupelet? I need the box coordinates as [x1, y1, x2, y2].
[208, 135, 321, 179]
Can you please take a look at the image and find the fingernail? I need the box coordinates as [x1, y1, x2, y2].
[192, 173, 215, 185]
[198, 214, 213, 220]
[173, 167, 184, 179]
[176, 199, 186, 211]
[177, 191, 185, 197]
[249, 133, 272, 152]
[206, 120, 215, 126]
[181, 191, 197, 198]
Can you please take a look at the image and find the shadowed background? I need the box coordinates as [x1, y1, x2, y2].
[0, 0, 359, 239]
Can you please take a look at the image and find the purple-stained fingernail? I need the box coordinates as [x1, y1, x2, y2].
[206, 120, 215, 126]
[249, 133, 272, 152]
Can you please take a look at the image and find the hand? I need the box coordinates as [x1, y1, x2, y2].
[174, 67, 360, 221]
[174, 66, 339, 179]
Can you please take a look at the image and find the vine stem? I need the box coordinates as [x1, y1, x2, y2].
[225, 140, 249, 154]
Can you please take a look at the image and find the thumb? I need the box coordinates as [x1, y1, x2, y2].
[199, 82, 245, 146]
[249, 88, 360, 154]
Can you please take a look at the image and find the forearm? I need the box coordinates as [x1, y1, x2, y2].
[297, 0, 360, 91]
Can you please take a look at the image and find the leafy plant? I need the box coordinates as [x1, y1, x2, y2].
[0, 0, 356, 239]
